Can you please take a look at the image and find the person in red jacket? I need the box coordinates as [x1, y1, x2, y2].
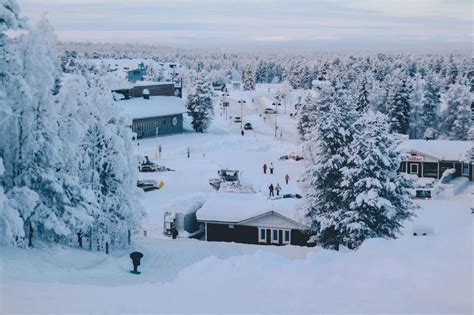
[285, 174, 290, 184]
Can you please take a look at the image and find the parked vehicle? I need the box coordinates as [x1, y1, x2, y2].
[244, 122, 253, 130]
[209, 169, 255, 193]
[234, 116, 242, 123]
[139, 156, 158, 172]
[279, 154, 304, 161]
[264, 108, 277, 114]
[282, 193, 302, 199]
[138, 156, 175, 172]
[137, 179, 162, 192]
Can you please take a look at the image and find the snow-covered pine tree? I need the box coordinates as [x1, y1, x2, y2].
[356, 76, 370, 112]
[408, 74, 425, 139]
[242, 67, 255, 91]
[441, 82, 471, 140]
[420, 75, 441, 139]
[302, 83, 358, 250]
[0, 158, 25, 245]
[185, 74, 214, 132]
[297, 91, 319, 140]
[387, 72, 411, 134]
[79, 73, 144, 252]
[340, 112, 416, 249]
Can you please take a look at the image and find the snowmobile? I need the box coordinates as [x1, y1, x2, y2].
[209, 169, 255, 193]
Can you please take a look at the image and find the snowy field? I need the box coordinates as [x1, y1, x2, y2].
[1, 85, 472, 314]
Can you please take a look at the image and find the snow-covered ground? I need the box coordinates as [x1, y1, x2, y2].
[1, 84, 472, 314]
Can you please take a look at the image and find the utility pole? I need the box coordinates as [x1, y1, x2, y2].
[273, 102, 280, 138]
[238, 99, 246, 129]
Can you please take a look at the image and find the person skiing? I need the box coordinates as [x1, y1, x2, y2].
[269, 162, 274, 174]
[268, 184, 274, 197]
[263, 163, 267, 174]
[241, 129, 244, 136]
[285, 174, 290, 184]
[275, 183, 281, 196]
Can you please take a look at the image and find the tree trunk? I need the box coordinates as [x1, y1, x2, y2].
[77, 232, 83, 248]
[105, 242, 109, 255]
[128, 230, 131, 245]
[28, 223, 33, 248]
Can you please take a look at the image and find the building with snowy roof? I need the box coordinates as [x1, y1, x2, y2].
[117, 95, 186, 138]
[196, 193, 311, 246]
[113, 81, 177, 100]
[398, 140, 472, 180]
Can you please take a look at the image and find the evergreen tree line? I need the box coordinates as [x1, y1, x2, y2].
[63, 43, 471, 141]
[0, 1, 144, 250]
[300, 81, 417, 250]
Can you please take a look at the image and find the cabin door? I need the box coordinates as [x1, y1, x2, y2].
[410, 163, 419, 175]
[266, 229, 271, 245]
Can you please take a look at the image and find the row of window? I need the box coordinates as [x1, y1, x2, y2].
[133, 118, 167, 135]
[258, 228, 291, 245]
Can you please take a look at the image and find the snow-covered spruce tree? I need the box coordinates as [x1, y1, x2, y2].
[339, 112, 416, 249]
[0, 158, 24, 245]
[297, 92, 319, 140]
[0, 0, 26, 188]
[420, 75, 441, 139]
[302, 83, 358, 250]
[356, 76, 370, 112]
[1, 17, 82, 246]
[185, 74, 214, 132]
[242, 67, 255, 91]
[79, 73, 144, 252]
[408, 74, 425, 139]
[441, 82, 471, 140]
[387, 72, 411, 134]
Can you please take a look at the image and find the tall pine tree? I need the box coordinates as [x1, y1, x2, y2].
[186, 74, 214, 132]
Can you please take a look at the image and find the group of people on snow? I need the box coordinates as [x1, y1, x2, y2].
[263, 162, 291, 197]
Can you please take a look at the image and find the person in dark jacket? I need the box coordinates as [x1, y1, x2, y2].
[171, 227, 179, 239]
[263, 163, 267, 174]
[268, 184, 274, 197]
[285, 174, 290, 184]
[241, 130, 244, 136]
[130, 251, 144, 274]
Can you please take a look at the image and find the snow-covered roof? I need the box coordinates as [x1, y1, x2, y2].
[399, 140, 472, 161]
[114, 80, 175, 90]
[196, 193, 303, 224]
[117, 96, 186, 120]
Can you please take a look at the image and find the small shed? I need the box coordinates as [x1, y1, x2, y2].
[127, 63, 147, 82]
[196, 193, 310, 246]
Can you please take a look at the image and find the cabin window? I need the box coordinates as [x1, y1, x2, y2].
[228, 224, 234, 229]
[258, 228, 266, 243]
[283, 230, 291, 244]
[272, 229, 279, 244]
[462, 163, 469, 176]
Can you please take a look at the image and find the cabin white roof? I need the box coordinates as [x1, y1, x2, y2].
[117, 96, 186, 120]
[399, 140, 472, 162]
[196, 193, 304, 224]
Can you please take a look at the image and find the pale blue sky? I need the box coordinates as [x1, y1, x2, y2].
[20, 0, 472, 50]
